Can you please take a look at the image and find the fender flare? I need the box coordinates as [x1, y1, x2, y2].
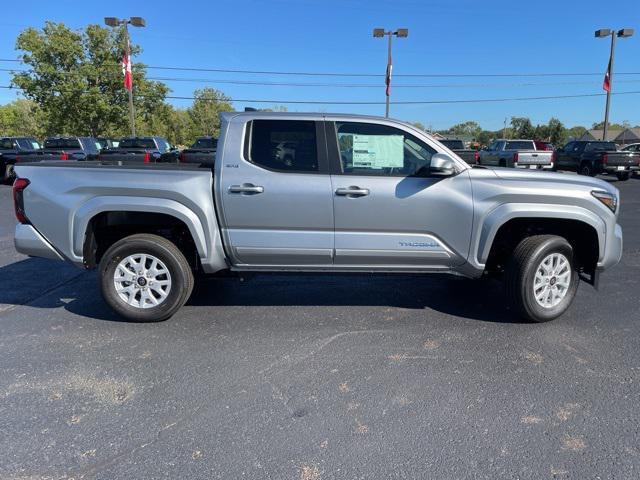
[71, 196, 209, 261]
[473, 203, 606, 267]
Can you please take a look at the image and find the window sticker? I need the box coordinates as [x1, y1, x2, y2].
[352, 134, 404, 169]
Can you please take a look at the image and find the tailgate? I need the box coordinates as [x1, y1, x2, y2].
[605, 152, 640, 167]
[515, 151, 552, 165]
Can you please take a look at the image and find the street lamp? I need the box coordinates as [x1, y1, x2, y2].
[595, 27, 634, 141]
[104, 16, 146, 136]
[373, 28, 409, 118]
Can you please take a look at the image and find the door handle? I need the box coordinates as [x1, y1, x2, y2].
[335, 187, 370, 197]
[228, 184, 264, 194]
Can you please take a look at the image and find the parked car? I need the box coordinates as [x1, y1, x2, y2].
[554, 141, 640, 181]
[42, 136, 101, 161]
[14, 112, 622, 323]
[621, 143, 640, 152]
[534, 141, 554, 151]
[478, 139, 554, 170]
[439, 139, 479, 165]
[0, 136, 80, 183]
[96, 137, 120, 151]
[98, 136, 179, 164]
[179, 136, 217, 167]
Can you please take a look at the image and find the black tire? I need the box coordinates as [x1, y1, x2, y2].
[579, 162, 596, 177]
[98, 234, 194, 322]
[505, 235, 579, 323]
[616, 171, 630, 181]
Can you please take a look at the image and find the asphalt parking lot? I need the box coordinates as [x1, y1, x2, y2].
[0, 176, 639, 480]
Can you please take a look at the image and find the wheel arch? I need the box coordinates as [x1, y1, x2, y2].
[475, 204, 604, 275]
[73, 196, 227, 273]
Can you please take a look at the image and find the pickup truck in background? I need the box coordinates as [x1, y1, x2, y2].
[14, 112, 623, 324]
[1, 136, 79, 183]
[42, 136, 101, 161]
[179, 136, 217, 167]
[439, 139, 478, 165]
[478, 139, 554, 170]
[534, 141, 554, 151]
[555, 141, 640, 181]
[96, 137, 120, 151]
[98, 136, 179, 164]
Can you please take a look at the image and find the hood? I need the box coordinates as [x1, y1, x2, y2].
[487, 167, 618, 196]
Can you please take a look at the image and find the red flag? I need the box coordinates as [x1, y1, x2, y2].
[122, 48, 133, 91]
[602, 57, 611, 92]
[385, 57, 392, 96]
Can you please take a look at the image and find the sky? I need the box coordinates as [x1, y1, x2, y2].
[0, 0, 638, 131]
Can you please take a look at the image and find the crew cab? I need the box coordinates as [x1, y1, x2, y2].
[555, 141, 640, 181]
[98, 136, 179, 164]
[439, 139, 479, 165]
[479, 139, 554, 170]
[179, 136, 217, 167]
[13, 112, 623, 324]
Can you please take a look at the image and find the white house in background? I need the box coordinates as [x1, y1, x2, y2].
[615, 128, 640, 146]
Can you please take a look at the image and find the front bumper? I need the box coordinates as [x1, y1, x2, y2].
[14, 224, 64, 261]
[597, 223, 623, 270]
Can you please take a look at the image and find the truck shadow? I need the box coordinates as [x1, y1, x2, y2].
[0, 258, 526, 324]
[188, 273, 526, 324]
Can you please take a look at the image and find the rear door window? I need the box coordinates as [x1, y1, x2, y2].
[245, 120, 320, 173]
[0, 138, 16, 149]
[505, 141, 534, 150]
[120, 138, 157, 149]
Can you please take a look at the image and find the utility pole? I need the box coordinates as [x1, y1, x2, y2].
[595, 28, 634, 140]
[373, 28, 408, 118]
[503, 118, 507, 138]
[105, 16, 146, 137]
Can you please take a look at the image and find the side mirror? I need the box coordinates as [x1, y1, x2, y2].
[430, 153, 457, 177]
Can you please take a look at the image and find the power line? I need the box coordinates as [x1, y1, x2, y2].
[1, 57, 640, 78]
[3, 68, 640, 89]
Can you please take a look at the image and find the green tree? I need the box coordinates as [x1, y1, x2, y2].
[12, 22, 168, 137]
[0, 99, 45, 137]
[510, 117, 535, 139]
[188, 88, 233, 137]
[449, 121, 481, 139]
[591, 121, 626, 130]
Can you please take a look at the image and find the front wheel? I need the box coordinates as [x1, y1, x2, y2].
[505, 235, 579, 322]
[99, 234, 194, 322]
[616, 171, 630, 181]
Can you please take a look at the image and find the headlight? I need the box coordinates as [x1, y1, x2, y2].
[591, 190, 618, 213]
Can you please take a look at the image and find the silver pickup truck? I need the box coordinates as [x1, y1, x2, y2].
[13, 112, 622, 323]
[479, 139, 555, 170]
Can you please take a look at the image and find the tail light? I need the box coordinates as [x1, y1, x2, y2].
[13, 178, 30, 224]
[474, 151, 479, 164]
[60, 152, 69, 160]
[15, 154, 20, 163]
[513, 152, 519, 166]
[144, 152, 151, 163]
[179, 151, 185, 163]
[602, 153, 608, 165]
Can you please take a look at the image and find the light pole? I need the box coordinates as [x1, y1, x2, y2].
[105, 16, 146, 137]
[595, 28, 634, 141]
[373, 28, 408, 118]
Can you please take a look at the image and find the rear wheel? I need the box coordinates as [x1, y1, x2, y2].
[99, 234, 194, 322]
[505, 235, 579, 322]
[579, 162, 596, 176]
[616, 171, 630, 181]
